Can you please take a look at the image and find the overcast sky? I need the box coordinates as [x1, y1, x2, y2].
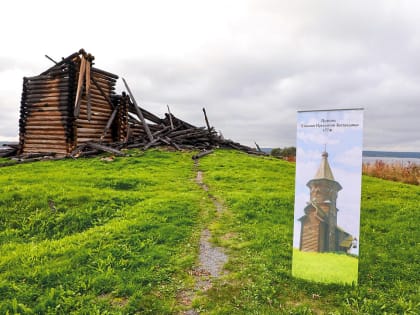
[1, 0, 419, 151]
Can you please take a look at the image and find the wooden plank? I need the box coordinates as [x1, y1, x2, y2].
[24, 143, 68, 150]
[74, 55, 87, 117]
[24, 134, 68, 140]
[91, 75, 116, 86]
[24, 124, 65, 129]
[40, 51, 80, 76]
[78, 108, 112, 117]
[24, 91, 70, 98]
[25, 95, 70, 103]
[79, 98, 113, 110]
[25, 125, 67, 131]
[122, 78, 153, 142]
[76, 126, 107, 133]
[24, 110, 66, 116]
[202, 107, 212, 132]
[24, 86, 70, 94]
[192, 149, 214, 160]
[26, 115, 69, 121]
[26, 99, 68, 105]
[24, 129, 67, 136]
[86, 142, 124, 156]
[23, 148, 69, 155]
[91, 76, 115, 110]
[77, 137, 112, 143]
[101, 105, 119, 140]
[77, 114, 109, 122]
[167, 105, 174, 129]
[75, 119, 109, 126]
[25, 75, 64, 83]
[23, 139, 66, 145]
[92, 67, 119, 80]
[85, 87, 114, 99]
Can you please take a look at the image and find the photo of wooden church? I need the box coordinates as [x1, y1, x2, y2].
[298, 151, 354, 253]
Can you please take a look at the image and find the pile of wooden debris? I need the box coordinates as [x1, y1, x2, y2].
[4, 49, 265, 163]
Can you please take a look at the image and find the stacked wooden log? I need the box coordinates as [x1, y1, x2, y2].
[0, 143, 19, 158]
[70, 98, 265, 158]
[14, 49, 265, 160]
[19, 49, 126, 157]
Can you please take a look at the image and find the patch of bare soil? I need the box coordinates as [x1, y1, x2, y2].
[180, 163, 228, 314]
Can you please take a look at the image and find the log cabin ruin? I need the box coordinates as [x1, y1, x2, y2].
[19, 50, 125, 156]
[2, 49, 264, 160]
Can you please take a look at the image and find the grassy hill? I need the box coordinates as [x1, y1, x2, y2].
[0, 149, 418, 314]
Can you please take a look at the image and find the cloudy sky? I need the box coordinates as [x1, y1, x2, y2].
[1, 0, 419, 151]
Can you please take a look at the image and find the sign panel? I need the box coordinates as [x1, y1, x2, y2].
[292, 108, 364, 284]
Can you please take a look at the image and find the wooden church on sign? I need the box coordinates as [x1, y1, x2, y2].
[298, 151, 353, 253]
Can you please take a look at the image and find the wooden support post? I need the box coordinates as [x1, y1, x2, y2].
[74, 55, 87, 117]
[85, 59, 92, 121]
[101, 105, 120, 140]
[45, 55, 58, 64]
[167, 105, 174, 129]
[255, 141, 262, 152]
[202, 107, 211, 132]
[122, 78, 154, 142]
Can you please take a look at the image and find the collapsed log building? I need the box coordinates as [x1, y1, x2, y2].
[9, 49, 263, 159]
[19, 50, 126, 156]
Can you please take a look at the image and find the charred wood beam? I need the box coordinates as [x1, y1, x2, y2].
[101, 105, 120, 140]
[192, 149, 214, 160]
[167, 105, 174, 129]
[86, 142, 125, 156]
[202, 107, 211, 133]
[45, 55, 58, 64]
[40, 51, 80, 76]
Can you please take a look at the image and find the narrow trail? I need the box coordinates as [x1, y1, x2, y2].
[181, 161, 228, 315]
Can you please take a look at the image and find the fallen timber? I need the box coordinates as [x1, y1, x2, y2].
[11, 49, 266, 163]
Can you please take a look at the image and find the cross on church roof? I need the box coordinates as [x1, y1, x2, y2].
[314, 150, 335, 180]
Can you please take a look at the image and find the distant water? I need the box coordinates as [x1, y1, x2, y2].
[362, 151, 420, 165]
[262, 148, 420, 165]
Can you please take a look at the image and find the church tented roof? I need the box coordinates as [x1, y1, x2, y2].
[314, 151, 335, 180]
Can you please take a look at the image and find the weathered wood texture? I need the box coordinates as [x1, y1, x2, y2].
[19, 50, 126, 156]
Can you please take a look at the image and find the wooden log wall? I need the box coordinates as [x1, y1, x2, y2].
[75, 65, 119, 145]
[19, 50, 125, 156]
[19, 61, 76, 155]
[112, 93, 130, 142]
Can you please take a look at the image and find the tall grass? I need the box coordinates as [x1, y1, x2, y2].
[0, 149, 213, 314]
[196, 150, 419, 314]
[363, 160, 419, 185]
[0, 149, 419, 314]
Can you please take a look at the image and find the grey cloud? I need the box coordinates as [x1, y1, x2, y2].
[1, 1, 420, 151]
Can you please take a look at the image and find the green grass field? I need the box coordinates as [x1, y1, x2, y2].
[292, 249, 358, 285]
[0, 149, 419, 314]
